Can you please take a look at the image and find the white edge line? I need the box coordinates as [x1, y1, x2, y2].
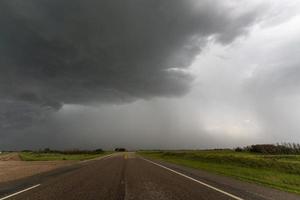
[141, 158, 244, 200]
[0, 184, 40, 200]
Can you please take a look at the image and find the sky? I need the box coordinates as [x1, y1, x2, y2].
[1, 0, 300, 150]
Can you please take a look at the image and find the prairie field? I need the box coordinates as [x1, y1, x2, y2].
[139, 150, 300, 194]
[19, 151, 110, 161]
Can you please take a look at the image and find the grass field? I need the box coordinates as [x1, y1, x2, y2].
[138, 150, 300, 194]
[19, 151, 111, 161]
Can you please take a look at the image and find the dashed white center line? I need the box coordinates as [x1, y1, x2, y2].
[0, 184, 40, 200]
[141, 158, 244, 200]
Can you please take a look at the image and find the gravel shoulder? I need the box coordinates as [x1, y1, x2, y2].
[0, 153, 75, 183]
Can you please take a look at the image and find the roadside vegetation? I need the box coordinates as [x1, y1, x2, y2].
[138, 144, 300, 194]
[19, 148, 111, 161]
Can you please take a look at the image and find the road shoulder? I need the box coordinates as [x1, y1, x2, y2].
[138, 155, 300, 200]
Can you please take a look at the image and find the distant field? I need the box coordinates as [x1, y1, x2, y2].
[20, 151, 111, 161]
[138, 150, 300, 194]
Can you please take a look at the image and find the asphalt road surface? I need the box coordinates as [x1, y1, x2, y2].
[0, 153, 299, 200]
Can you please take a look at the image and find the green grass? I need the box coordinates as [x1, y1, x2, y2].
[19, 151, 112, 161]
[138, 150, 300, 194]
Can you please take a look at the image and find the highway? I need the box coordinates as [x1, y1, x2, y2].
[0, 153, 299, 200]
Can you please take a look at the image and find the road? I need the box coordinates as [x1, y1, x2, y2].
[0, 153, 299, 200]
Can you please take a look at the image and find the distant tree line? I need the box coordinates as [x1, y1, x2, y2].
[115, 148, 126, 152]
[22, 148, 104, 154]
[235, 143, 300, 154]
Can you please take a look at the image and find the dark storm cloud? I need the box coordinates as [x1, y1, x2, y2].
[0, 0, 262, 106]
[0, 0, 264, 130]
